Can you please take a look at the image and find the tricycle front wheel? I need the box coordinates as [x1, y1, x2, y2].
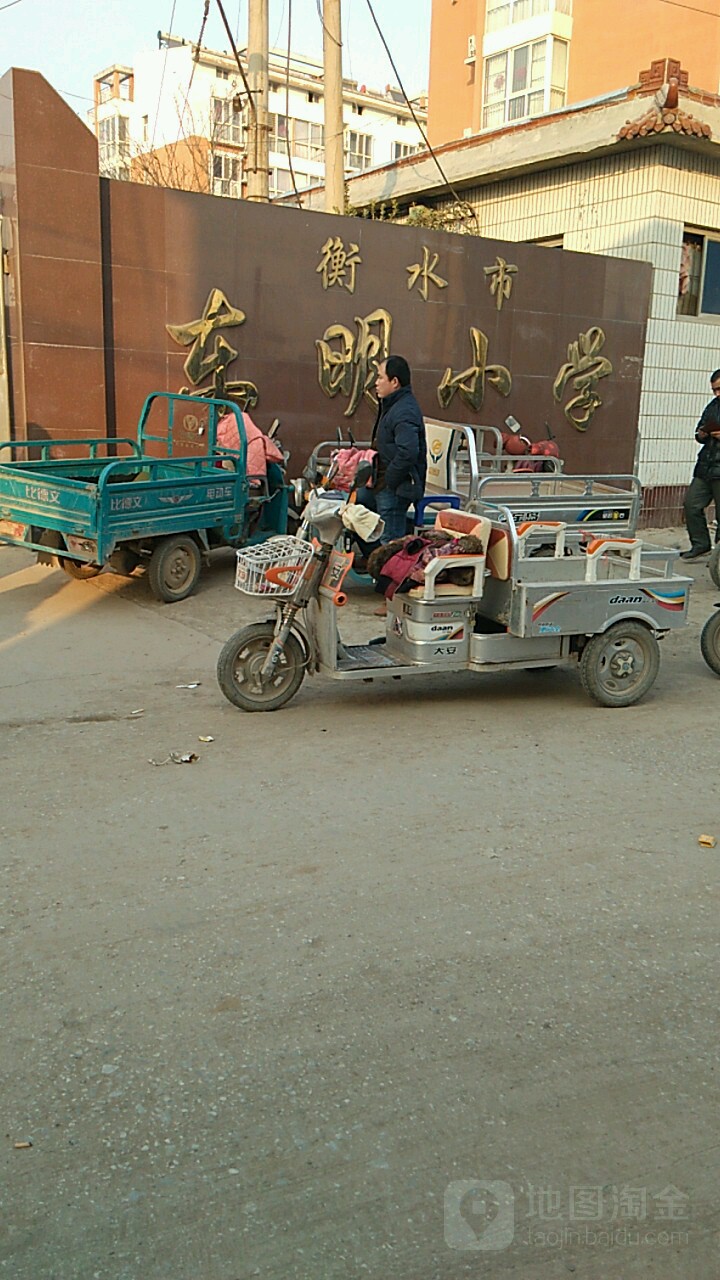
[580, 621, 660, 707]
[59, 558, 103, 580]
[148, 535, 202, 603]
[700, 610, 720, 676]
[217, 622, 305, 712]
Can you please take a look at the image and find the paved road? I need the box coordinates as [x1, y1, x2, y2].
[1, 542, 719, 1280]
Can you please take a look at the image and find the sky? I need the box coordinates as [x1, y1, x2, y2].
[1, 0, 432, 116]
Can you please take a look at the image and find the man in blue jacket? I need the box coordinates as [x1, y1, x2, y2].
[366, 354, 427, 544]
[682, 368, 720, 560]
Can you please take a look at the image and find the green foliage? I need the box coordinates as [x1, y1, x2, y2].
[344, 191, 476, 235]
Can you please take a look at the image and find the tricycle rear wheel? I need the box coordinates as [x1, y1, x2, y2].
[580, 621, 660, 707]
[217, 622, 305, 712]
[59, 558, 103, 580]
[709, 545, 720, 590]
[700, 610, 720, 676]
[148, 535, 202, 603]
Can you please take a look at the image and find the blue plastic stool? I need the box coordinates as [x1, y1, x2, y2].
[414, 494, 462, 531]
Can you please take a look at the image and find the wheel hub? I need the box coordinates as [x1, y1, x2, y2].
[609, 648, 635, 679]
[235, 639, 286, 693]
[168, 551, 191, 586]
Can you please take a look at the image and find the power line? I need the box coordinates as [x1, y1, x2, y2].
[283, 0, 304, 206]
[151, 0, 178, 151]
[363, 0, 479, 232]
[345, 0, 354, 82]
[174, 0, 209, 147]
[215, 0, 255, 119]
[60, 88, 95, 102]
[315, 0, 342, 47]
[0, 0, 25, 11]
[658, 0, 720, 14]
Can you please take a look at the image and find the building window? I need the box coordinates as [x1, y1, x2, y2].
[482, 37, 567, 129]
[293, 120, 324, 161]
[485, 0, 572, 34]
[677, 230, 720, 317]
[270, 166, 294, 196]
[211, 152, 241, 197]
[345, 129, 373, 170]
[216, 67, 229, 79]
[98, 114, 130, 177]
[393, 141, 420, 160]
[268, 112, 289, 152]
[212, 96, 243, 146]
[269, 167, 310, 196]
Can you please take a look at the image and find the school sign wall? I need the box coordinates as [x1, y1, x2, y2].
[0, 68, 651, 478]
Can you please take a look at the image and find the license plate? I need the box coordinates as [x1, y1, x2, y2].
[0, 520, 28, 541]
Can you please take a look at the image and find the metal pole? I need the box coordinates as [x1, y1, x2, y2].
[323, 0, 344, 214]
[246, 0, 269, 201]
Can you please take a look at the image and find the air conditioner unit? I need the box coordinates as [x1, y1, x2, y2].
[467, 34, 477, 59]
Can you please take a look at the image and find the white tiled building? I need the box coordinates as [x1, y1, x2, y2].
[338, 60, 720, 523]
[91, 34, 426, 201]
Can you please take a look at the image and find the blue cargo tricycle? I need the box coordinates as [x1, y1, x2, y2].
[0, 393, 289, 602]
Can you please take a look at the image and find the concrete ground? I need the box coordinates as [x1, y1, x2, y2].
[1, 534, 719, 1280]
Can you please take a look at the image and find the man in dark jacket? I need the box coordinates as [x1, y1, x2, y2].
[682, 369, 720, 560]
[367, 354, 427, 543]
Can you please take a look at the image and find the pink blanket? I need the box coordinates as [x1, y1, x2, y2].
[216, 412, 284, 478]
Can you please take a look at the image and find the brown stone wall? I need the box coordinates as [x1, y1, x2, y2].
[1, 69, 652, 484]
[0, 68, 106, 447]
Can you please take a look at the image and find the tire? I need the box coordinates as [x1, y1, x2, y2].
[59, 558, 102, 580]
[217, 622, 305, 712]
[700, 611, 720, 676]
[147, 536, 202, 603]
[579, 621, 660, 708]
[709, 545, 720, 590]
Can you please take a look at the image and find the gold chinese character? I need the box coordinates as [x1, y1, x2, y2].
[166, 289, 259, 403]
[167, 288, 247, 388]
[437, 327, 512, 411]
[484, 256, 518, 311]
[407, 245, 448, 301]
[316, 237, 362, 294]
[553, 326, 612, 430]
[316, 309, 392, 416]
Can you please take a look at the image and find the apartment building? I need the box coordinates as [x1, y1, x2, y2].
[339, 55, 720, 524]
[91, 33, 426, 199]
[428, 0, 720, 145]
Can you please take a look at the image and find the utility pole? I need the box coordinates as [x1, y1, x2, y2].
[323, 0, 344, 214]
[246, 0, 269, 201]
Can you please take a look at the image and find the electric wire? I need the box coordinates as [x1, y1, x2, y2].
[173, 0, 210, 149]
[658, 0, 720, 14]
[315, 0, 342, 47]
[151, 0, 178, 151]
[283, 0, 304, 206]
[215, 0, 256, 118]
[363, 0, 479, 232]
[0, 0, 25, 11]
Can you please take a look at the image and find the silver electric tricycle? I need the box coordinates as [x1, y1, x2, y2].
[217, 467, 692, 712]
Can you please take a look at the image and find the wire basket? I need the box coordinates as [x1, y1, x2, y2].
[235, 536, 315, 597]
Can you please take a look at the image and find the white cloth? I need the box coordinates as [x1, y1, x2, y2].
[341, 503, 385, 542]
